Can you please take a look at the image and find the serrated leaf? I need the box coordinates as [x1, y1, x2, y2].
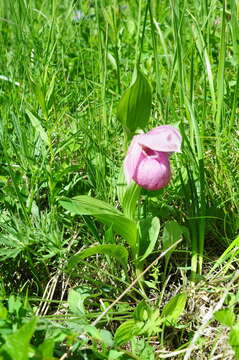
[161, 293, 187, 324]
[214, 309, 235, 327]
[67, 244, 128, 271]
[143, 308, 162, 335]
[117, 70, 152, 132]
[131, 338, 155, 360]
[60, 196, 137, 254]
[138, 217, 160, 262]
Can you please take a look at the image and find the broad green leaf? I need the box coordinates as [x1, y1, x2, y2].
[161, 293, 187, 324]
[68, 288, 90, 316]
[1, 318, 37, 360]
[61, 195, 119, 215]
[114, 319, 144, 346]
[117, 70, 152, 132]
[117, 168, 141, 220]
[60, 196, 137, 253]
[98, 329, 114, 347]
[67, 244, 128, 271]
[229, 323, 239, 359]
[26, 109, 50, 146]
[96, 214, 136, 254]
[214, 309, 235, 327]
[138, 217, 160, 262]
[122, 181, 141, 220]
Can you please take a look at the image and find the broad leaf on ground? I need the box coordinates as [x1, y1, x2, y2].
[67, 244, 129, 271]
[60, 196, 137, 254]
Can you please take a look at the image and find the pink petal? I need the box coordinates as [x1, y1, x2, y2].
[133, 153, 171, 191]
[123, 134, 145, 183]
[139, 125, 181, 153]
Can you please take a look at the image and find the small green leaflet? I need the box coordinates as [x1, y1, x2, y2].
[214, 309, 235, 327]
[108, 349, 124, 360]
[161, 293, 187, 324]
[84, 325, 114, 347]
[68, 288, 91, 316]
[131, 338, 155, 360]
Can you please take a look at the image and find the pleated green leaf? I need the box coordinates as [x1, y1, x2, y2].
[67, 244, 128, 271]
[60, 196, 137, 254]
[117, 70, 152, 132]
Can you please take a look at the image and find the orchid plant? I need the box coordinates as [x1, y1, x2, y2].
[60, 70, 183, 281]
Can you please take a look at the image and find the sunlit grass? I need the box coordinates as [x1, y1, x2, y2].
[0, 0, 238, 358]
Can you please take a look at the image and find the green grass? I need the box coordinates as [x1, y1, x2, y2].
[0, 0, 238, 359]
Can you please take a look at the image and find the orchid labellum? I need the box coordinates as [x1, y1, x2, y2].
[124, 125, 182, 191]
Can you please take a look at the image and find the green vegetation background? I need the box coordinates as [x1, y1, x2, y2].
[0, 0, 238, 359]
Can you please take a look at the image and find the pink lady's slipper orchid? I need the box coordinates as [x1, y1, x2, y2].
[124, 125, 182, 191]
